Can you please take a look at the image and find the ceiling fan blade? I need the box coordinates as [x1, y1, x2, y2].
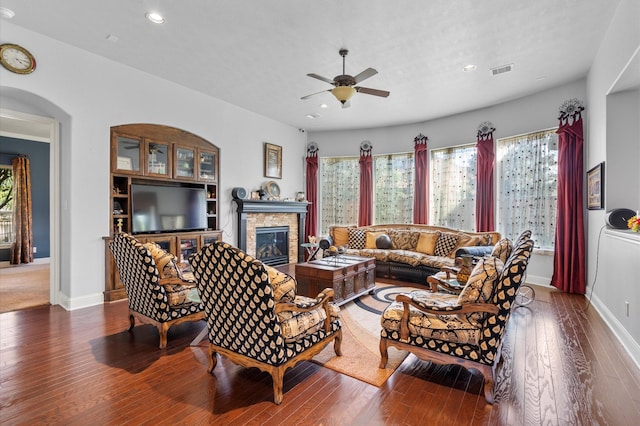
[301, 89, 331, 100]
[353, 68, 378, 84]
[306, 73, 335, 85]
[356, 86, 390, 97]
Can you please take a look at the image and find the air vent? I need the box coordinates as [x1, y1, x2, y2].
[490, 64, 514, 76]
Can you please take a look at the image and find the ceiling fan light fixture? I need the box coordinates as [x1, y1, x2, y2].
[331, 86, 356, 103]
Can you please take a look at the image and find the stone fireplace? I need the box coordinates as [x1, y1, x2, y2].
[234, 199, 309, 264]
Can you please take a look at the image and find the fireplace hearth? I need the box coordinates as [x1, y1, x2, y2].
[255, 226, 289, 266]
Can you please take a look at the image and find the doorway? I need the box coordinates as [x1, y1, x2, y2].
[0, 109, 59, 311]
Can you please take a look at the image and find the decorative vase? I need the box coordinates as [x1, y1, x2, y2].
[455, 255, 474, 285]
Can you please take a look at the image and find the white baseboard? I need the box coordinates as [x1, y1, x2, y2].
[57, 292, 104, 311]
[590, 292, 640, 370]
[525, 274, 551, 287]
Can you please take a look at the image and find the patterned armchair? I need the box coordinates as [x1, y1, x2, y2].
[379, 231, 534, 403]
[108, 232, 204, 348]
[189, 241, 342, 405]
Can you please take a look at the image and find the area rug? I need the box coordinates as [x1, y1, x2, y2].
[312, 282, 423, 386]
[0, 263, 50, 313]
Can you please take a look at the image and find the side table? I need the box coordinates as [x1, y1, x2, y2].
[300, 242, 320, 261]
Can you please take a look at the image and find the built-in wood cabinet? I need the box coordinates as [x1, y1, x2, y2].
[105, 123, 221, 301]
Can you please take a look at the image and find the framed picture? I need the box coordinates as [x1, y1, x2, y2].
[264, 142, 282, 179]
[117, 156, 132, 171]
[587, 162, 604, 210]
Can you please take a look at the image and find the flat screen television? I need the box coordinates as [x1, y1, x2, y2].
[131, 183, 207, 234]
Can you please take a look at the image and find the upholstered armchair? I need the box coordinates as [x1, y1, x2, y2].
[108, 232, 204, 348]
[189, 241, 342, 405]
[379, 232, 534, 403]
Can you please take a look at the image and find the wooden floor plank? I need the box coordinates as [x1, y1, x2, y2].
[1, 282, 639, 425]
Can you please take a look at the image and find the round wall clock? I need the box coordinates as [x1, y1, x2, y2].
[0, 43, 36, 74]
[265, 181, 281, 199]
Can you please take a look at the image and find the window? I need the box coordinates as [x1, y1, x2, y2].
[319, 157, 359, 234]
[496, 129, 558, 249]
[374, 152, 414, 224]
[319, 152, 415, 233]
[430, 145, 477, 231]
[0, 166, 14, 246]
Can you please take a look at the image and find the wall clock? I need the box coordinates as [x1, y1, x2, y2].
[265, 181, 281, 199]
[0, 43, 36, 74]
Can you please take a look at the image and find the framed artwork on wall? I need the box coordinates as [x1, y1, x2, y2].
[587, 162, 604, 210]
[264, 142, 282, 179]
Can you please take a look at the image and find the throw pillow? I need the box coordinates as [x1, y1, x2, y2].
[433, 232, 459, 257]
[332, 226, 352, 247]
[456, 233, 491, 249]
[143, 242, 180, 279]
[491, 238, 513, 264]
[376, 234, 393, 249]
[365, 231, 387, 249]
[388, 230, 420, 250]
[264, 264, 296, 303]
[456, 257, 504, 326]
[348, 228, 366, 249]
[416, 231, 440, 255]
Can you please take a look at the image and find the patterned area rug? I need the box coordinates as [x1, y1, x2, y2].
[312, 281, 424, 386]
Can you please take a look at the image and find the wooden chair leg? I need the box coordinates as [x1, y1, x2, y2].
[157, 323, 169, 349]
[271, 368, 285, 405]
[477, 364, 495, 404]
[333, 329, 343, 356]
[207, 346, 218, 373]
[128, 314, 135, 331]
[379, 337, 389, 368]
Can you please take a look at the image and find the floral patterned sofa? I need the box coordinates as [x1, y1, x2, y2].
[319, 224, 501, 283]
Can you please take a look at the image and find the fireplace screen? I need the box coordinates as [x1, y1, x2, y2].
[255, 226, 289, 266]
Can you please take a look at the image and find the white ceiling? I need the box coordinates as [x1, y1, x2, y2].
[0, 0, 620, 132]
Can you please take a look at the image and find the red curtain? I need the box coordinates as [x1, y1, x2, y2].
[551, 107, 586, 294]
[475, 124, 495, 232]
[305, 149, 318, 242]
[413, 134, 429, 224]
[358, 145, 373, 226]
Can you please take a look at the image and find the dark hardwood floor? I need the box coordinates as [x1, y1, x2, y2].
[1, 280, 639, 425]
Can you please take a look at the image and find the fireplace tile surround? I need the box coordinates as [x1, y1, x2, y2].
[234, 199, 309, 264]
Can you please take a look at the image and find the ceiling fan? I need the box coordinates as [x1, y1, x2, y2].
[301, 49, 390, 108]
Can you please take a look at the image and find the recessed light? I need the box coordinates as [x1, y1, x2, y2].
[463, 64, 477, 72]
[145, 12, 165, 24]
[0, 7, 15, 19]
[306, 113, 321, 119]
[105, 34, 119, 43]
[320, 104, 328, 109]
[535, 76, 547, 81]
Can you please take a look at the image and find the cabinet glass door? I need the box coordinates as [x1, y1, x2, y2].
[199, 151, 216, 181]
[178, 237, 198, 263]
[175, 147, 195, 178]
[115, 136, 141, 173]
[146, 141, 170, 177]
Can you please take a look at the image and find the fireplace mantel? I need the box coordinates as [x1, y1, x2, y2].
[234, 199, 309, 263]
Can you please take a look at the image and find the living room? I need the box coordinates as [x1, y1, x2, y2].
[1, 0, 639, 423]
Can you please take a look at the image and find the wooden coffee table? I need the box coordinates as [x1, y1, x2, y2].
[295, 255, 376, 306]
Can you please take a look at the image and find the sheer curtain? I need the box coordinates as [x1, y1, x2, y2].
[497, 129, 558, 248]
[358, 144, 373, 227]
[319, 157, 359, 234]
[10, 156, 33, 265]
[374, 152, 414, 224]
[431, 145, 477, 231]
[413, 134, 428, 224]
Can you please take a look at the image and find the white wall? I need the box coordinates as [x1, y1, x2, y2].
[309, 79, 587, 285]
[0, 22, 306, 309]
[586, 0, 640, 366]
